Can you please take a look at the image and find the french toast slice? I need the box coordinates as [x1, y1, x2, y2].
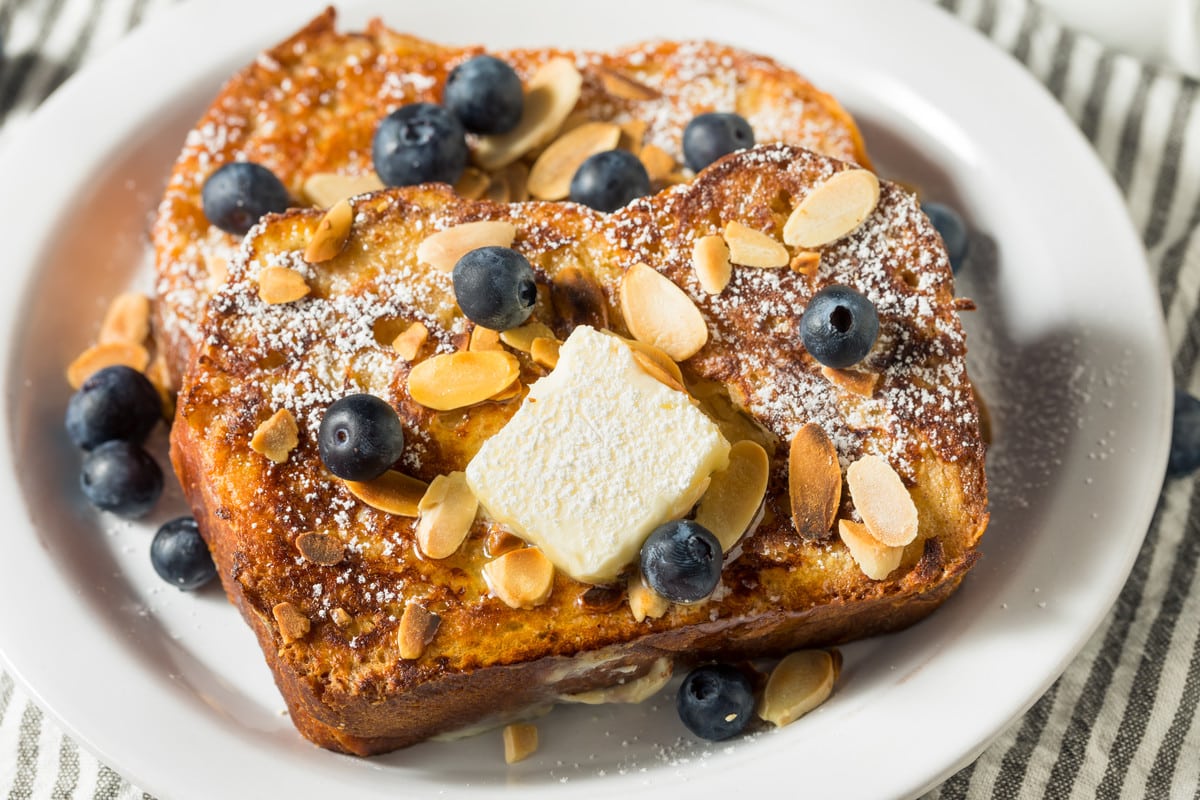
[152, 7, 870, 387]
[170, 143, 988, 755]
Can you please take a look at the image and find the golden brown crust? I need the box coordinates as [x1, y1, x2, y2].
[152, 9, 870, 387]
[171, 143, 987, 755]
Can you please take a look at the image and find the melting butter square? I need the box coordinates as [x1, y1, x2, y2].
[466, 326, 730, 583]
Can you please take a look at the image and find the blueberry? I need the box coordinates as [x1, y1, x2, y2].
[801, 284, 880, 369]
[372, 102, 468, 187]
[201, 162, 291, 236]
[682, 112, 754, 173]
[568, 150, 651, 212]
[639, 520, 722, 604]
[64, 365, 161, 450]
[318, 394, 405, 481]
[79, 441, 163, 518]
[1169, 390, 1200, 477]
[923, 202, 970, 274]
[151, 517, 217, 591]
[677, 664, 756, 741]
[443, 55, 524, 134]
[452, 246, 538, 331]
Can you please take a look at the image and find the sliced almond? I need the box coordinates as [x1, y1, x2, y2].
[499, 320, 556, 353]
[483, 547, 554, 609]
[393, 321, 429, 362]
[691, 235, 732, 294]
[551, 266, 609, 331]
[789, 250, 821, 276]
[257, 266, 310, 305]
[145, 353, 175, 420]
[639, 144, 675, 183]
[527, 121, 621, 200]
[695, 440, 769, 551]
[469, 325, 503, 352]
[249, 408, 299, 464]
[838, 518, 904, 580]
[473, 58, 583, 171]
[295, 531, 345, 566]
[783, 169, 880, 248]
[821, 365, 880, 397]
[407, 350, 520, 411]
[619, 262, 708, 361]
[846, 454, 919, 547]
[304, 198, 353, 263]
[628, 570, 669, 622]
[415, 472, 478, 559]
[503, 723, 539, 764]
[723, 221, 788, 268]
[622, 338, 684, 384]
[66, 342, 150, 389]
[489, 379, 524, 402]
[788, 423, 841, 541]
[617, 119, 648, 155]
[596, 66, 660, 101]
[485, 527, 526, 558]
[397, 601, 441, 660]
[344, 470, 428, 517]
[454, 167, 491, 200]
[416, 220, 517, 273]
[330, 608, 353, 627]
[757, 650, 837, 726]
[530, 337, 560, 369]
[485, 169, 511, 203]
[504, 161, 530, 203]
[98, 292, 150, 345]
[631, 350, 688, 394]
[302, 171, 384, 208]
[272, 602, 311, 644]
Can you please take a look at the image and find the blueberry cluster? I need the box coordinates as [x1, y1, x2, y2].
[64, 365, 215, 591]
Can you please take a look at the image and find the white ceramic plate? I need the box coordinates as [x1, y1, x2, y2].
[0, 1, 1170, 798]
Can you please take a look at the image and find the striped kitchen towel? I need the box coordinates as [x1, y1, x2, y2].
[1, 0, 1198, 797]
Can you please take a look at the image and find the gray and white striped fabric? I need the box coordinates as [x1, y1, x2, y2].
[1, 0, 1197, 797]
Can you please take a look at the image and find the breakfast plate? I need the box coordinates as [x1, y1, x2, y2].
[0, 0, 1170, 798]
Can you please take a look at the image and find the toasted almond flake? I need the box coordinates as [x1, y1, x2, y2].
[596, 66, 660, 101]
[524, 109, 590, 162]
[628, 570, 669, 622]
[454, 167, 491, 200]
[295, 531, 345, 566]
[408, 350, 520, 411]
[577, 584, 626, 613]
[145, 353, 175, 420]
[392, 321, 429, 362]
[415, 472, 478, 559]
[783, 168, 880, 248]
[485, 170, 511, 203]
[504, 161, 530, 202]
[838, 519, 904, 579]
[723, 221, 788, 268]
[66, 342, 150, 389]
[489, 379, 524, 402]
[344, 470, 428, 517]
[821, 365, 880, 397]
[788, 423, 841, 541]
[98, 292, 150, 345]
[527, 121, 621, 200]
[622, 338, 684, 384]
[691, 235, 732, 294]
[503, 723, 539, 764]
[257, 266, 310, 304]
[757, 650, 837, 726]
[846, 455, 919, 546]
[630, 350, 688, 394]
[789, 250, 821, 276]
[619, 263, 708, 361]
[249, 408, 299, 463]
[330, 608, 352, 627]
[272, 602, 310, 644]
[397, 601, 441, 660]
[302, 171, 384, 208]
[639, 144, 675, 182]
[483, 547, 555, 609]
[551, 266, 609, 330]
[485, 527, 526, 557]
[694, 440, 769, 551]
[469, 325, 503, 352]
[617, 119, 648, 155]
[473, 58, 583, 171]
[530, 337, 560, 369]
[416, 220, 517, 273]
[499, 320, 556, 352]
[303, 198, 353, 263]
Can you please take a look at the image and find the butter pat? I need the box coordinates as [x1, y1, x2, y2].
[466, 326, 730, 583]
